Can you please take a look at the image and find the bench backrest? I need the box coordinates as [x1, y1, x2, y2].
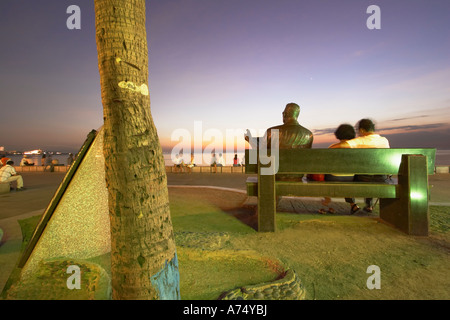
[245, 148, 436, 175]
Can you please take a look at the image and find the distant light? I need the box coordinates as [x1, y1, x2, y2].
[24, 149, 43, 155]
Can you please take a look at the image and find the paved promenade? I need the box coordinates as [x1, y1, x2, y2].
[1, 171, 449, 293]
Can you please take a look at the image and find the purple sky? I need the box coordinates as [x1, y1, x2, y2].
[0, 0, 449, 153]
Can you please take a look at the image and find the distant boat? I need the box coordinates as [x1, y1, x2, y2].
[24, 149, 43, 155]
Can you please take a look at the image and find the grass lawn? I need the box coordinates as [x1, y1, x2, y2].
[4, 187, 449, 300]
[170, 189, 450, 300]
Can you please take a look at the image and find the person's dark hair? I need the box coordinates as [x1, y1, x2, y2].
[6, 160, 14, 165]
[334, 124, 356, 140]
[357, 119, 375, 132]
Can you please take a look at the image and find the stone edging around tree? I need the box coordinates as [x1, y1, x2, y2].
[219, 268, 306, 300]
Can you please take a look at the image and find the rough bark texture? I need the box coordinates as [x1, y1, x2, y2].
[94, 0, 179, 300]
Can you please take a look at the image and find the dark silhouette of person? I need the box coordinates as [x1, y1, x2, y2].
[320, 124, 360, 214]
[246, 103, 314, 182]
[341, 118, 391, 213]
[266, 102, 313, 149]
[246, 102, 313, 150]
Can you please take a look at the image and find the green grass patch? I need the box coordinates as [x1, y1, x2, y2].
[1, 214, 43, 299]
[18, 215, 42, 251]
[429, 205, 450, 234]
[169, 193, 254, 234]
[5, 194, 449, 300]
[228, 206, 450, 300]
[177, 248, 281, 300]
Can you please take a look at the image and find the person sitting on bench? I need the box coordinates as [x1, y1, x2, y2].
[1, 157, 11, 167]
[246, 102, 313, 149]
[186, 153, 196, 173]
[341, 118, 391, 213]
[173, 154, 184, 173]
[245, 102, 314, 181]
[0, 160, 25, 191]
[20, 155, 34, 166]
[319, 124, 360, 214]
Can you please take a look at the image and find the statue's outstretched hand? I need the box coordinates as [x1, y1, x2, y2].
[245, 129, 252, 142]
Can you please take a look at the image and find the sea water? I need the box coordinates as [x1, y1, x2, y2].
[4, 150, 450, 167]
[435, 150, 450, 165]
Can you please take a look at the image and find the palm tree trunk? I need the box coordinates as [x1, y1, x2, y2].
[94, 0, 180, 300]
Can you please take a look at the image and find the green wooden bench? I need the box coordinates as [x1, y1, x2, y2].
[245, 147, 436, 236]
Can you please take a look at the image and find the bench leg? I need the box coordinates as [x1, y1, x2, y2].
[380, 155, 429, 236]
[258, 173, 276, 232]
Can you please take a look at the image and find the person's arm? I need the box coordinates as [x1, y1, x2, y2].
[338, 141, 352, 148]
[9, 166, 18, 176]
[330, 141, 352, 149]
[245, 129, 260, 149]
[244, 129, 252, 142]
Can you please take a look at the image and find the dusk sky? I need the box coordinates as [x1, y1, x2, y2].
[0, 0, 449, 153]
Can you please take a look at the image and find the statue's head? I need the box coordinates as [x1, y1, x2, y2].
[282, 103, 300, 123]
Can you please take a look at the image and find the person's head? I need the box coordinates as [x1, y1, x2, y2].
[334, 124, 356, 141]
[1, 157, 11, 166]
[6, 160, 14, 166]
[357, 119, 376, 136]
[282, 103, 300, 123]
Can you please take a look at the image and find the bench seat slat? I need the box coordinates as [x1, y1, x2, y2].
[277, 182, 397, 198]
[246, 180, 397, 198]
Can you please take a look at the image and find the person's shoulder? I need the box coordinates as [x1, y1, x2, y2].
[345, 136, 363, 147]
[332, 141, 352, 148]
[329, 142, 339, 148]
[295, 123, 313, 135]
[370, 134, 390, 146]
[267, 124, 283, 131]
[281, 122, 312, 134]
[380, 135, 390, 147]
[329, 141, 349, 148]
